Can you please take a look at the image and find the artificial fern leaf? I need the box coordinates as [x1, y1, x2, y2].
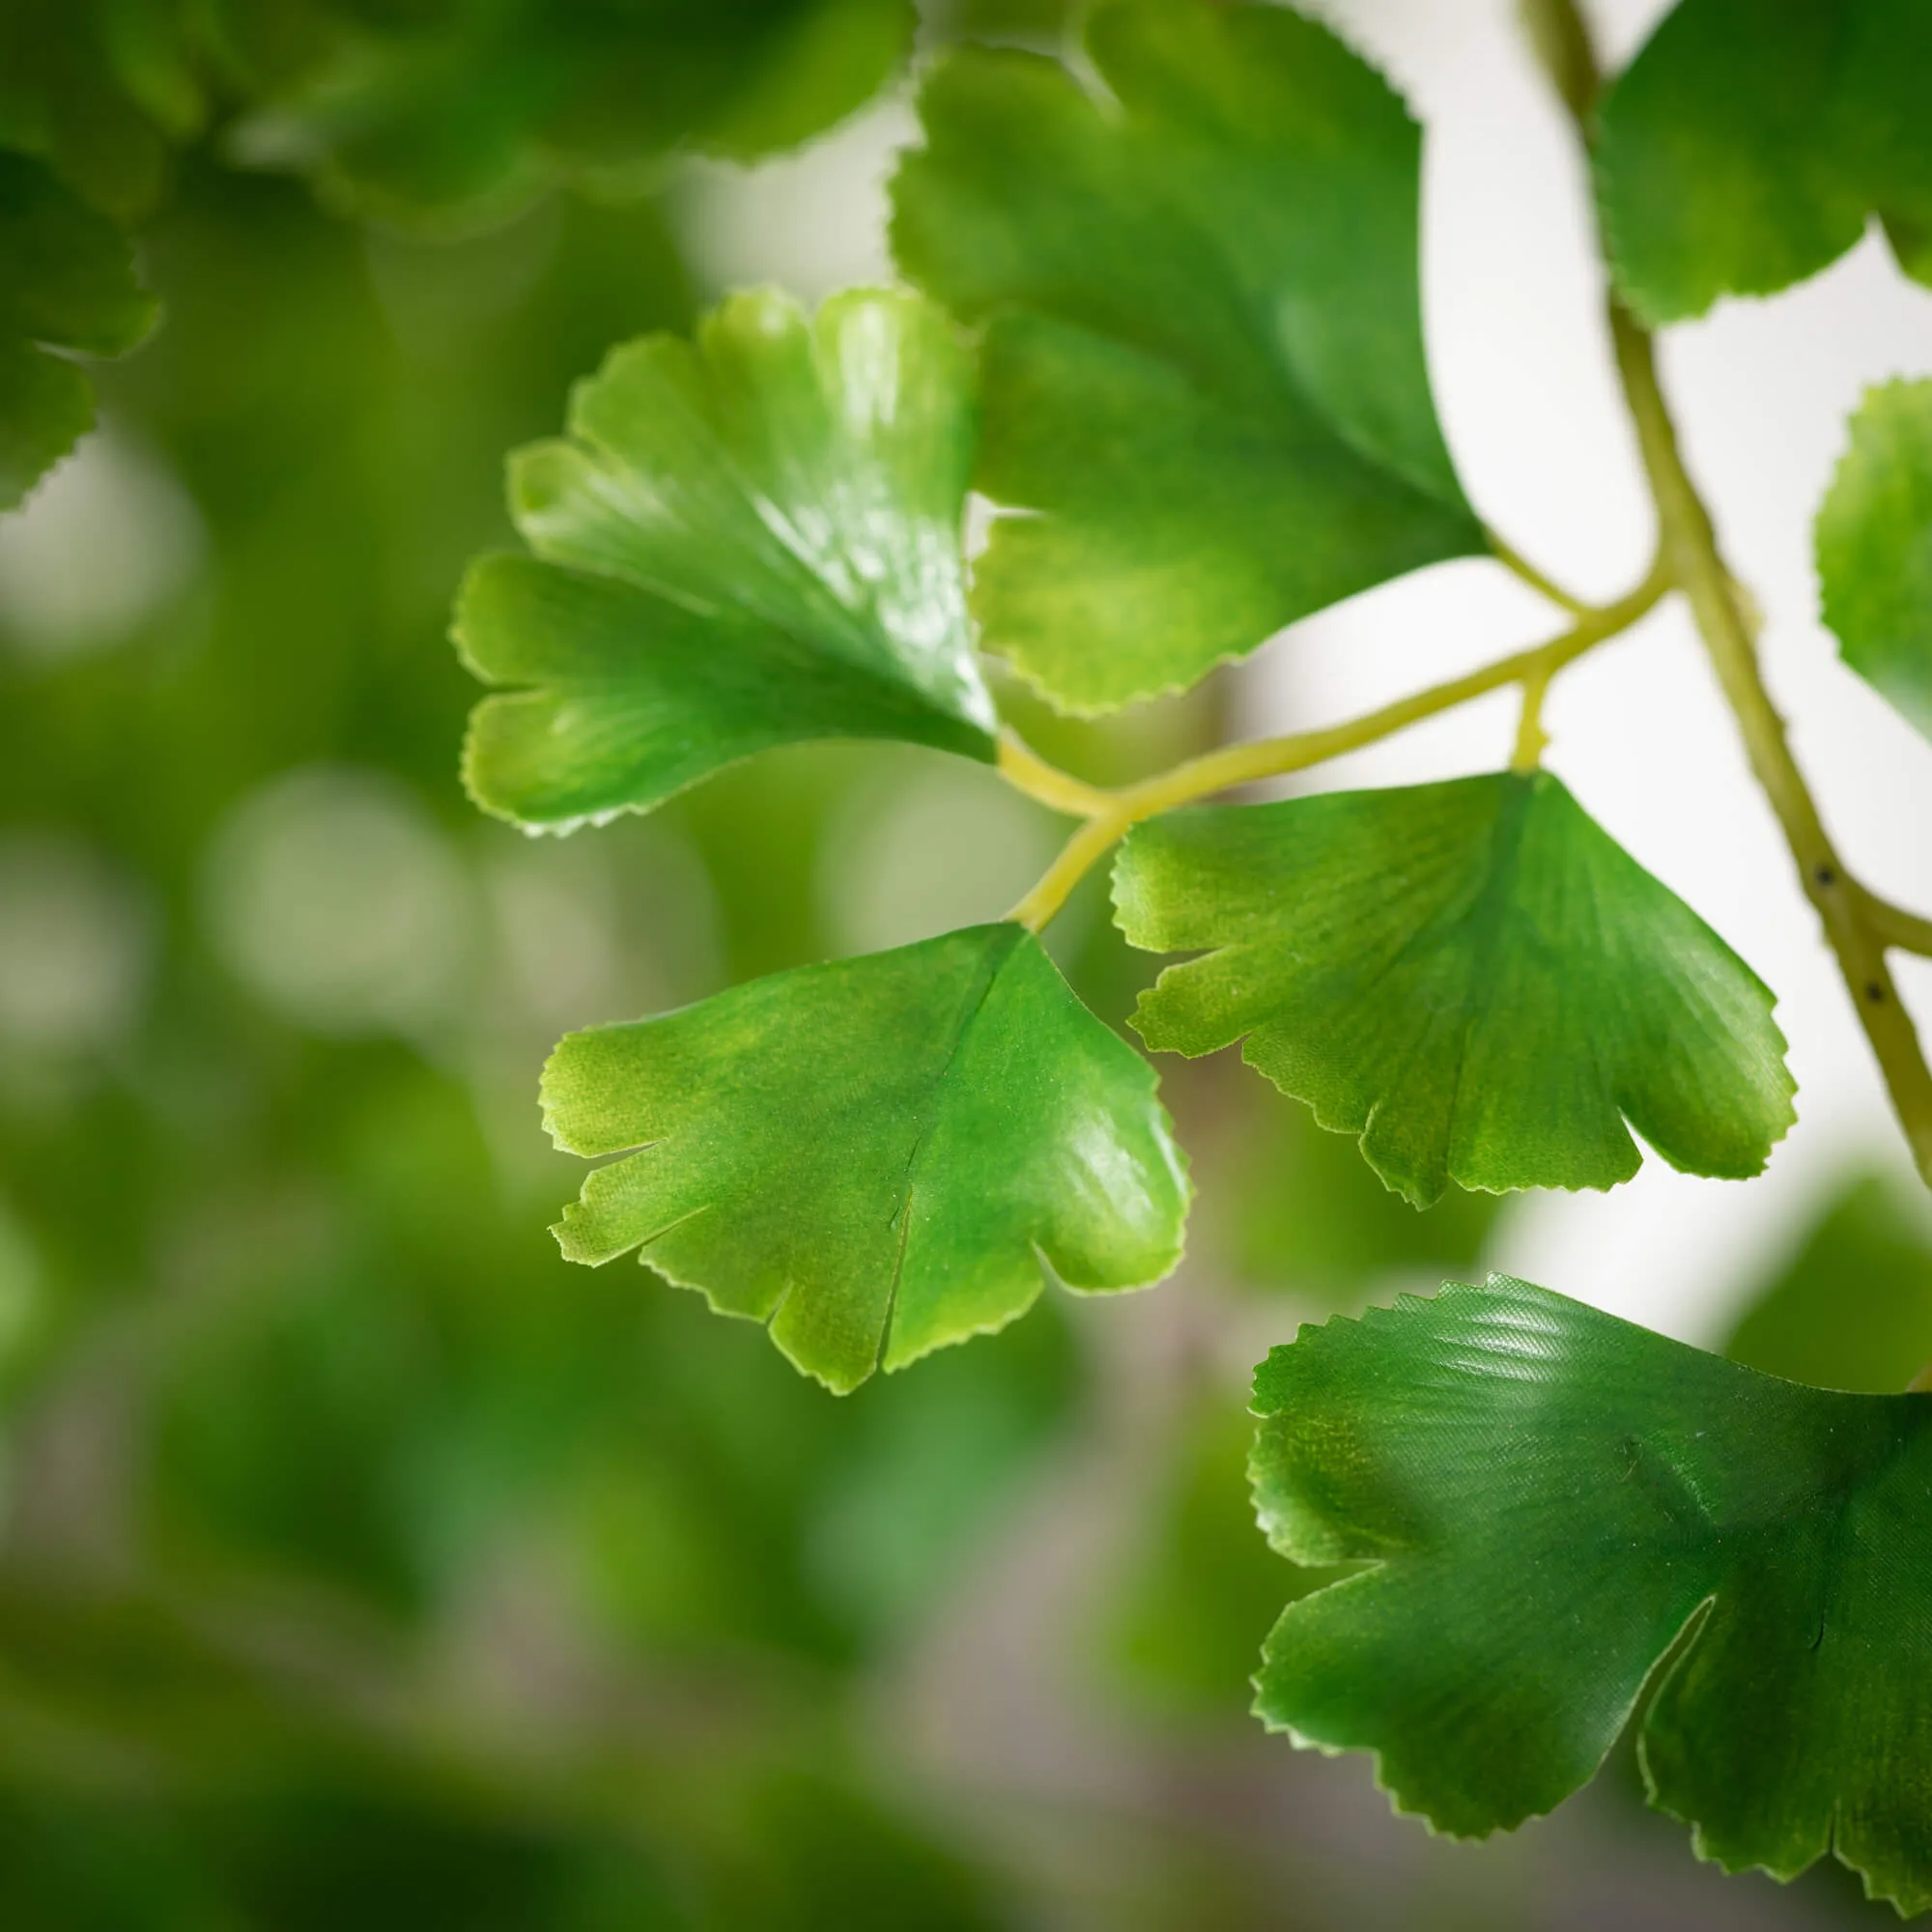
[1597, 0, 1932, 324]
[1251, 1275, 1932, 1915]
[541, 923, 1188, 1393]
[1112, 772, 1794, 1206]
[1817, 379, 1932, 741]
[890, 0, 1482, 713]
[0, 152, 157, 509]
[456, 287, 995, 834]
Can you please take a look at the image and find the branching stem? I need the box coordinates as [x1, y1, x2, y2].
[1001, 560, 1668, 933]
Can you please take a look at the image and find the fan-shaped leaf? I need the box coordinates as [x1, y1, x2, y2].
[890, 0, 1482, 713]
[1817, 378, 1932, 741]
[1598, 0, 1932, 323]
[0, 151, 157, 509]
[1251, 1274, 1932, 1914]
[456, 287, 995, 834]
[1112, 772, 1794, 1206]
[541, 923, 1188, 1392]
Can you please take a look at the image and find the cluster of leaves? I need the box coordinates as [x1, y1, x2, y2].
[446, 0, 1932, 1912]
[0, 0, 916, 506]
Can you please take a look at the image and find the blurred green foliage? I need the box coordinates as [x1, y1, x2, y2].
[1724, 1172, 1932, 1395]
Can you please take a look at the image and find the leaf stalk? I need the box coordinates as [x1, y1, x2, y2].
[1002, 562, 1667, 933]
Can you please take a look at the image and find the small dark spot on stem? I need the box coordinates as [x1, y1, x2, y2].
[1815, 864, 1837, 888]
[1867, 981, 1887, 1004]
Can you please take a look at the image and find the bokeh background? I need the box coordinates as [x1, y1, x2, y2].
[3, 0, 1931, 1925]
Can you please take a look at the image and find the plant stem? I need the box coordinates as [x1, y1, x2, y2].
[1517, 0, 1932, 1182]
[1005, 562, 1667, 932]
[1489, 528, 1591, 614]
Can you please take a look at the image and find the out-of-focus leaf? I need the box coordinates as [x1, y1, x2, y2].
[243, 0, 916, 232]
[542, 923, 1188, 1392]
[890, 0, 1482, 713]
[1218, 1088, 1499, 1297]
[1113, 773, 1794, 1207]
[1725, 1173, 1932, 1394]
[0, 0, 912, 235]
[457, 288, 993, 835]
[1250, 1274, 1932, 1913]
[1111, 1400, 1338, 1712]
[1816, 378, 1932, 741]
[1597, 0, 1932, 323]
[0, 151, 157, 509]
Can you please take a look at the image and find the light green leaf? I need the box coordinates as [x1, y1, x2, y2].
[890, 0, 1483, 713]
[1112, 771, 1794, 1206]
[1817, 378, 1932, 740]
[1598, 0, 1932, 324]
[1250, 1274, 1932, 1914]
[541, 923, 1188, 1393]
[456, 287, 995, 834]
[0, 151, 157, 509]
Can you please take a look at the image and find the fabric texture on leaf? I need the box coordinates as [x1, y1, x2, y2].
[1597, 0, 1932, 323]
[0, 151, 157, 509]
[541, 923, 1189, 1393]
[457, 287, 995, 833]
[1113, 771, 1794, 1206]
[1250, 1274, 1932, 1914]
[1817, 379, 1932, 742]
[890, 0, 1483, 713]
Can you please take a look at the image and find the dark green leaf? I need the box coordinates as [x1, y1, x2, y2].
[1598, 0, 1932, 323]
[1817, 378, 1932, 740]
[0, 151, 158, 508]
[457, 287, 994, 834]
[541, 922, 1188, 1392]
[1113, 772, 1794, 1206]
[1725, 1172, 1932, 1394]
[1250, 1274, 1932, 1914]
[890, 0, 1483, 713]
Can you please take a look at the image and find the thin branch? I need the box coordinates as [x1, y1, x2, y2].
[1856, 887, 1932, 958]
[1489, 527, 1592, 615]
[996, 731, 1115, 818]
[1004, 562, 1668, 933]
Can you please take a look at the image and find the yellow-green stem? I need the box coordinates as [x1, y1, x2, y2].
[1004, 561, 1667, 933]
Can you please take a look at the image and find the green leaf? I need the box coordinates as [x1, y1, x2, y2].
[1250, 1274, 1932, 1914]
[456, 287, 995, 834]
[1112, 771, 1794, 1207]
[1817, 378, 1932, 740]
[540, 923, 1188, 1393]
[0, 150, 158, 509]
[1597, 0, 1932, 324]
[1725, 1172, 1932, 1395]
[242, 0, 915, 233]
[890, 0, 1483, 714]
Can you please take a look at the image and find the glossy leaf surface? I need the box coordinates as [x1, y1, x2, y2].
[1251, 1275, 1932, 1913]
[0, 151, 156, 508]
[542, 923, 1188, 1392]
[458, 288, 994, 833]
[1817, 378, 1932, 741]
[1114, 772, 1794, 1206]
[1598, 0, 1932, 323]
[891, 0, 1482, 712]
